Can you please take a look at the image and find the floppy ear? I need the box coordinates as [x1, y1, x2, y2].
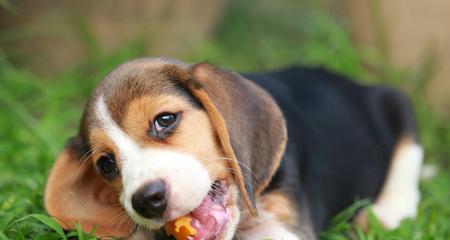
[176, 62, 287, 215]
[44, 136, 132, 237]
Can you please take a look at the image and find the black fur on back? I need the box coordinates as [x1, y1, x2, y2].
[245, 66, 418, 232]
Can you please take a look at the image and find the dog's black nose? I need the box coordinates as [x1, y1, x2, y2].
[131, 180, 167, 219]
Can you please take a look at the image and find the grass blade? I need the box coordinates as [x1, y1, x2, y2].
[0, 232, 8, 240]
[28, 214, 67, 240]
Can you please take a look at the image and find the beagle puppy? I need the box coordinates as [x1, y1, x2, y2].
[45, 58, 423, 240]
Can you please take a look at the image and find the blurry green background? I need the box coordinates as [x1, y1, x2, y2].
[0, 0, 449, 239]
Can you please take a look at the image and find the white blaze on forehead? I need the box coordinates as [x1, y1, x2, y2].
[96, 96, 141, 159]
[95, 96, 212, 227]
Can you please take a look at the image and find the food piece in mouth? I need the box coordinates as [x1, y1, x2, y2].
[165, 181, 230, 240]
[165, 216, 197, 240]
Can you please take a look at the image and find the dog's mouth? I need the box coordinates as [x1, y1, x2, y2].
[166, 180, 230, 240]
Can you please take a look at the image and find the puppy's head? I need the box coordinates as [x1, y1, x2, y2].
[44, 58, 287, 239]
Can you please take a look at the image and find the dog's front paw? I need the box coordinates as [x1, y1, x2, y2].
[241, 222, 300, 240]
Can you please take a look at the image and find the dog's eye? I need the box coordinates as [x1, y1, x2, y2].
[154, 113, 178, 132]
[96, 154, 119, 181]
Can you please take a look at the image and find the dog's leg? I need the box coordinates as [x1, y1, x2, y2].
[238, 191, 313, 240]
[240, 221, 300, 240]
[356, 137, 423, 229]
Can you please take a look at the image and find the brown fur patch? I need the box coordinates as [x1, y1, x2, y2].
[238, 191, 298, 233]
[88, 128, 118, 159]
[45, 145, 132, 238]
[259, 191, 298, 226]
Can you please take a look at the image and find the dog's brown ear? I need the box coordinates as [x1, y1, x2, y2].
[180, 62, 287, 215]
[44, 137, 132, 237]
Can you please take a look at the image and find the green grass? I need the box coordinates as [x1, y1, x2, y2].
[0, 1, 449, 239]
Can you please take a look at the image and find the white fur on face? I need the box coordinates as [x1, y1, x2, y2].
[95, 97, 212, 228]
[121, 149, 212, 227]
